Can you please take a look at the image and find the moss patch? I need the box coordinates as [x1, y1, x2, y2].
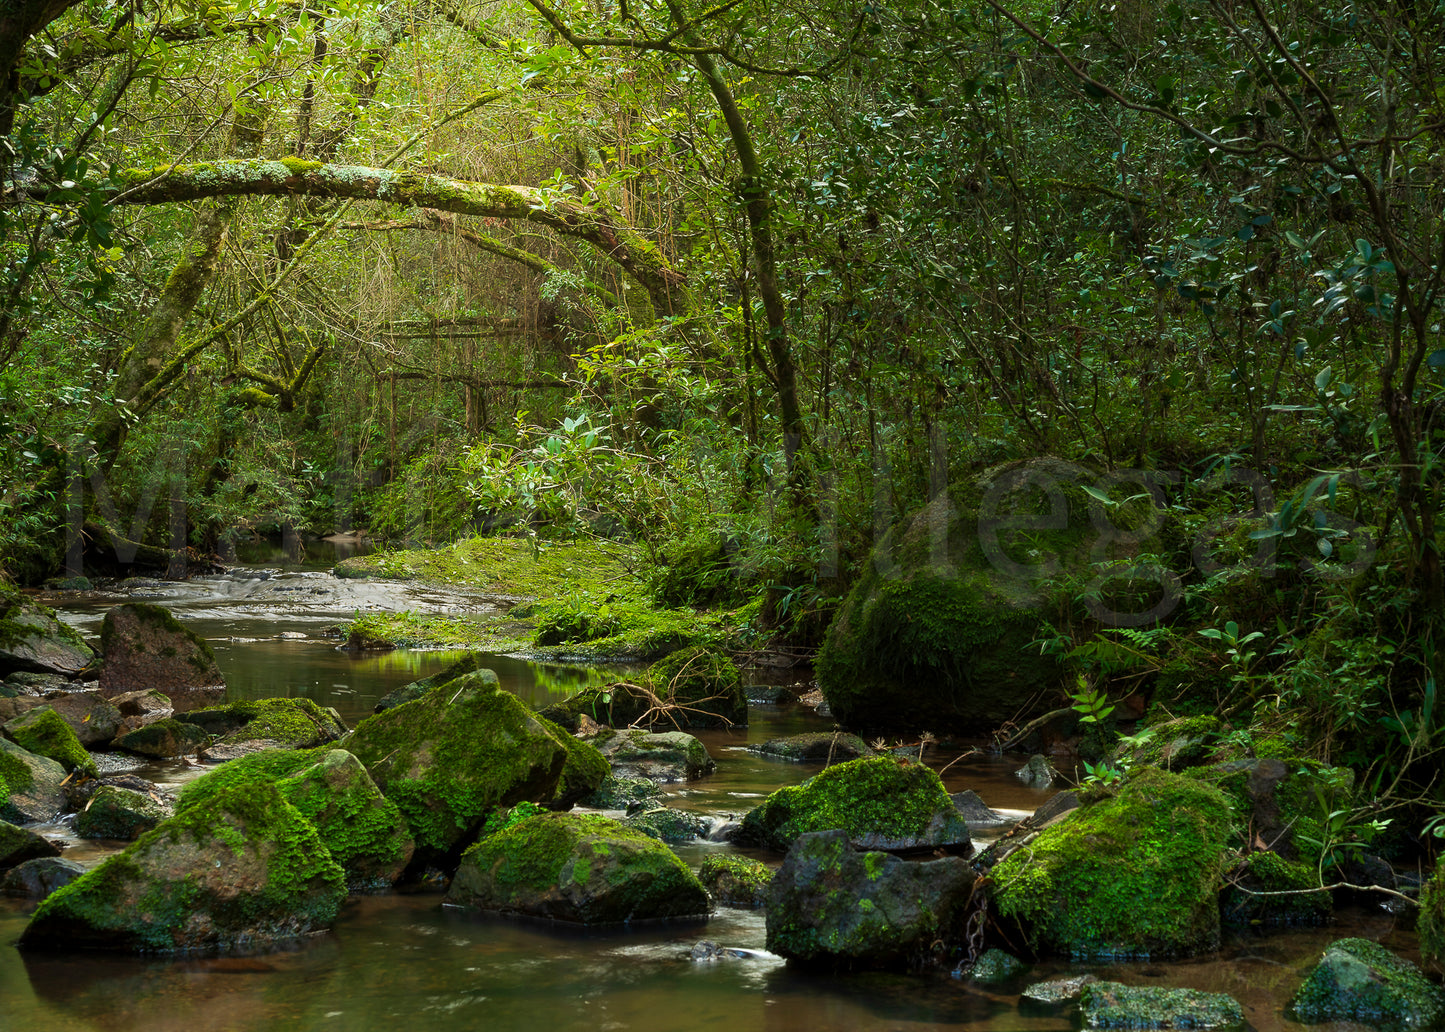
[1419, 857, 1445, 968]
[177, 748, 325, 813]
[1291, 937, 1445, 1028]
[991, 767, 1235, 960]
[4, 707, 96, 776]
[698, 853, 772, 907]
[735, 755, 969, 852]
[177, 698, 347, 748]
[334, 535, 638, 597]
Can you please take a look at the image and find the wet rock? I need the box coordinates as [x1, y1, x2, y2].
[67, 772, 172, 812]
[5, 671, 64, 692]
[0, 819, 62, 869]
[374, 655, 495, 712]
[1290, 937, 1445, 1028]
[2, 856, 85, 899]
[1015, 754, 1054, 788]
[446, 811, 710, 924]
[0, 586, 95, 678]
[1080, 981, 1244, 1030]
[765, 829, 975, 969]
[113, 717, 210, 759]
[587, 727, 716, 782]
[950, 790, 1008, 826]
[75, 785, 174, 840]
[623, 806, 712, 843]
[19, 781, 346, 953]
[990, 768, 1234, 960]
[96, 603, 225, 711]
[0, 739, 69, 823]
[735, 756, 972, 854]
[343, 671, 569, 861]
[198, 739, 284, 763]
[108, 689, 174, 733]
[1020, 973, 1098, 1007]
[579, 774, 662, 810]
[1116, 715, 1220, 771]
[960, 948, 1027, 985]
[0, 692, 122, 747]
[753, 732, 874, 763]
[697, 853, 773, 907]
[1221, 850, 1332, 927]
[689, 939, 752, 961]
[535, 713, 609, 809]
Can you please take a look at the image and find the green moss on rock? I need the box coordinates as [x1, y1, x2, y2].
[735, 756, 970, 853]
[1080, 981, 1245, 1030]
[447, 811, 709, 924]
[697, 853, 772, 907]
[178, 697, 347, 748]
[1222, 850, 1331, 927]
[4, 707, 97, 776]
[74, 786, 173, 841]
[1290, 937, 1445, 1028]
[177, 748, 324, 813]
[991, 767, 1235, 960]
[1417, 857, 1445, 969]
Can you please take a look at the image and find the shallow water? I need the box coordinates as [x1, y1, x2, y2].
[1, 562, 1431, 1032]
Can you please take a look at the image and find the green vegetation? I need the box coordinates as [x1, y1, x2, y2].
[697, 853, 773, 907]
[1290, 938, 1445, 1029]
[4, 708, 96, 776]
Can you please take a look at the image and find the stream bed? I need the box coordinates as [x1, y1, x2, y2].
[0, 555, 1430, 1032]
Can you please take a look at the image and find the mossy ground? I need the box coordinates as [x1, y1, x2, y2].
[991, 767, 1235, 960]
[333, 535, 638, 596]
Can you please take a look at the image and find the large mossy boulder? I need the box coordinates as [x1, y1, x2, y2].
[735, 756, 971, 854]
[446, 811, 710, 924]
[1290, 937, 1445, 1028]
[817, 459, 1122, 731]
[765, 828, 976, 969]
[19, 781, 346, 953]
[534, 712, 609, 808]
[0, 738, 69, 823]
[990, 767, 1234, 960]
[0, 584, 94, 677]
[374, 654, 493, 712]
[179, 697, 348, 751]
[97, 603, 225, 710]
[343, 671, 569, 861]
[178, 748, 415, 891]
[3, 706, 97, 776]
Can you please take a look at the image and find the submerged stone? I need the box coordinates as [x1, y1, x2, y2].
[19, 781, 346, 953]
[343, 671, 568, 860]
[1080, 981, 1245, 1030]
[765, 829, 975, 969]
[97, 603, 225, 709]
[990, 767, 1233, 960]
[735, 756, 971, 854]
[1290, 937, 1445, 1029]
[447, 811, 709, 924]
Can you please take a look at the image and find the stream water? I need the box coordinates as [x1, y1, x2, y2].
[0, 546, 1430, 1031]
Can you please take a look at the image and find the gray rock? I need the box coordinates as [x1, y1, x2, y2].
[765, 829, 975, 969]
[113, 717, 210, 758]
[0, 819, 63, 869]
[109, 689, 174, 733]
[3, 856, 86, 898]
[97, 603, 224, 710]
[951, 789, 1008, 826]
[1015, 754, 1055, 788]
[0, 691, 123, 747]
[588, 727, 715, 782]
[961, 948, 1027, 984]
[1021, 974, 1098, 1006]
[0, 739, 69, 823]
[753, 732, 874, 763]
[697, 854, 773, 907]
[0, 589, 94, 678]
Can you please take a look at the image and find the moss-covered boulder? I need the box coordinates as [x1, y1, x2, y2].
[753, 732, 874, 763]
[817, 459, 1119, 731]
[0, 584, 94, 677]
[3, 707, 97, 776]
[97, 602, 225, 710]
[991, 767, 1234, 960]
[1120, 715, 1221, 771]
[735, 756, 971, 854]
[1, 819, 62, 869]
[579, 774, 661, 810]
[179, 697, 348, 752]
[588, 727, 716, 782]
[177, 747, 414, 891]
[1080, 982, 1245, 1030]
[0, 738, 68, 823]
[446, 811, 710, 924]
[623, 806, 712, 843]
[1420, 856, 1445, 968]
[343, 671, 569, 861]
[697, 853, 772, 907]
[19, 781, 346, 953]
[0, 691, 122, 747]
[535, 713, 609, 808]
[1221, 850, 1331, 927]
[765, 828, 976, 969]
[75, 785, 174, 840]
[1187, 756, 1353, 868]
[113, 717, 210, 758]
[1290, 938, 1445, 1028]
[374, 655, 494, 712]
[3, 856, 86, 899]
[963, 948, 1028, 985]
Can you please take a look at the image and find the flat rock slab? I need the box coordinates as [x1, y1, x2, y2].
[1081, 982, 1244, 1030]
[97, 603, 224, 708]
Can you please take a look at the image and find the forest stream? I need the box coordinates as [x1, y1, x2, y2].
[0, 547, 1429, 1032]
